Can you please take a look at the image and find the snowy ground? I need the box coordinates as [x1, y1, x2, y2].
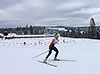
[0, 37, 100, 74]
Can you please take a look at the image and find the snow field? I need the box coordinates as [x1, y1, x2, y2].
[0, 37, 100, 74]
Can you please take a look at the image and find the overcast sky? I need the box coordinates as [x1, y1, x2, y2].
[0, 0, 100, 28]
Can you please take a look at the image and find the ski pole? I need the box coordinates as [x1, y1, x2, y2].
[32, 50, 49, 59]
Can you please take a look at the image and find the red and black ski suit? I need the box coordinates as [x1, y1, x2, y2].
[45, 38, 59, 60]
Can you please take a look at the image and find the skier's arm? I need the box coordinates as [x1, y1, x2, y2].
[49, 39, 55, 48]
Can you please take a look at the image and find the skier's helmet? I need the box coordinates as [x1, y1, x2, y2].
[54, 33, 59, 37]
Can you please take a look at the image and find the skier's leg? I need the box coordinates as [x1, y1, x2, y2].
[53, 46, 59, 59]
[44, 49, 52, 62]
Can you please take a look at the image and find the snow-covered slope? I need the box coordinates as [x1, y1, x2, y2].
[0, 37, 100, 74]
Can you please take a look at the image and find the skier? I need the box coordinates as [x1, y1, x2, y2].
[43, 33, 60, 63]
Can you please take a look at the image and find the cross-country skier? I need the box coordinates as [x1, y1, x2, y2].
[43, 33, 60, 63]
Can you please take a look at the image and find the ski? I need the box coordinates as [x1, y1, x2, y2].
[48, 59, 76, 62]
[38, 61, 58, 67]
